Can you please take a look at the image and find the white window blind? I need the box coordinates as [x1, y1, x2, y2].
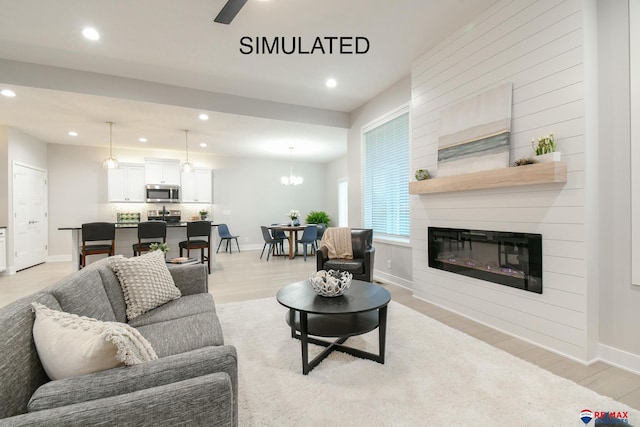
[363, 109, 410, 237]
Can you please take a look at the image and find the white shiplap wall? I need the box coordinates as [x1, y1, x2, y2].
[410, 0, 592, 361]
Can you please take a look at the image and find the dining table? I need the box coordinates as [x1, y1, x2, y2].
[268, 224, 307, 259]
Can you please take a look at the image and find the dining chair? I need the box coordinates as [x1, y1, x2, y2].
[178, 221, 212, 273]
[260, 226, 280, 261]
[80, 222, 115, 268]
[217, 224, 240, 253]
[270, 223, 287, 255]
[315, 223, 327, 248]
[296, 225, 318, 261]
[132, 221, 167, 256]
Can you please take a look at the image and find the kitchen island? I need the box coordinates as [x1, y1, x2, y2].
[58, 222, 219, 272]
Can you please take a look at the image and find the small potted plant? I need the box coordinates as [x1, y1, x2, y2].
[415, 169, 431, 181]
[305, 210, 330, 226]
[306, 210, 330, 240]
[287, 209, 301, 226]
[531, 133, 560, 162]
[199, 209, 208, 220]
[149, 242, 169, 255]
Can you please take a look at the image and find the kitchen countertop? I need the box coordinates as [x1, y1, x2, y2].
[59, 222, 217, 231]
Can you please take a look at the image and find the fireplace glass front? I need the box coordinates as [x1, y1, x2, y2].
[428, 227, 542, 294]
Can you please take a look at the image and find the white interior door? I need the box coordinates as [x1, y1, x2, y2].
[13, 163, 48, 271]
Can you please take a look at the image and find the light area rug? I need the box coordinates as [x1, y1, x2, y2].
[217, 298, 639, 426]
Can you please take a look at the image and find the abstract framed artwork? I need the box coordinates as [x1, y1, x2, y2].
[437, 82, 513, 177]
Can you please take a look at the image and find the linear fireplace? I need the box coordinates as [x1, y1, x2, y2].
[428, 227, 542, 294]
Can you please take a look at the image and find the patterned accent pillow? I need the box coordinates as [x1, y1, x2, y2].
[109, 250, 182, 320]
[31, 303, 158, 380]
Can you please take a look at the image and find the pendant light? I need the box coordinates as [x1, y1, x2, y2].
[102, 121, 119, 169]
[181, 129, 193, 173]
[281, 146, 303, 186]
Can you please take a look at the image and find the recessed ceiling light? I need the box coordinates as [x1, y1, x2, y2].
[198, 113, 209, 121]
[326, 78, 337, 88]
[68, 131, 78, 137]
[1, 89, 16, 97]
[138, 137, 148, 143]
[82, 27, 100, 41]
[200, 142, 207, 147]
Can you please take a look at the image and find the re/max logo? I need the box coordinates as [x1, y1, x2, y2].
[596, 411, 629, 418]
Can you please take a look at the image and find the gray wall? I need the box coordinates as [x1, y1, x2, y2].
[46, 142, 336, 257]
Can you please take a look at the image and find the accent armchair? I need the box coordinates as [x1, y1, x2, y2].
[316, 228, 375, 282]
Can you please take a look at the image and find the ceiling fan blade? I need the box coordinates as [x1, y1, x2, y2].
[214, 0, 248, 24]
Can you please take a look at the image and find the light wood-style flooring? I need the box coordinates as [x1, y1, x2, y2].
[2, 250, 640, 410]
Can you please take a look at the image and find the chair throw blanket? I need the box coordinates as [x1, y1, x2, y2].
[321, 227, 353, 259]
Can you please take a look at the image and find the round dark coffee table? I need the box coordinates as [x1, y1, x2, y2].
[276, 279, 391, 375]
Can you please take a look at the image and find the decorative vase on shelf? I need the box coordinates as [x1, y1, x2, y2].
[535, 152, 561, 163]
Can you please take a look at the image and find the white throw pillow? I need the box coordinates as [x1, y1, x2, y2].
[109, 250, 182, 320]
[31, 303, 158, 380]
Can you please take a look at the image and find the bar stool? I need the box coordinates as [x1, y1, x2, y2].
[132, 221, 167, 256]
[80, 222, 115, 268]
[179, 221, 212, 273]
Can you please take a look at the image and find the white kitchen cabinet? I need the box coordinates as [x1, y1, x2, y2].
[108, 163, 146, 202]
[181, 168, 212, 203]
[145, 159, 180, 185]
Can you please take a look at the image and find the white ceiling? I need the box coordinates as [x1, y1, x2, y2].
[0, 0, 497, 162]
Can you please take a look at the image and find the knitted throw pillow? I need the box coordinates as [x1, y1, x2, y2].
[31, 303, 157, 380]
[109, 250, 181, 320]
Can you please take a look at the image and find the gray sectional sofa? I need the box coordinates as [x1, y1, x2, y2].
[0, 257, 237, 426]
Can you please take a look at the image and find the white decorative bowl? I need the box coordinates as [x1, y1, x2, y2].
[309, 270, 352, 297]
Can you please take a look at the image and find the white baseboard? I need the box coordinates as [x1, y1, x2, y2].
[225, 244, 262, 252]
[373, 270, 412, 289]
[598, 343, 640, 376]
[47, 255, 71, 263]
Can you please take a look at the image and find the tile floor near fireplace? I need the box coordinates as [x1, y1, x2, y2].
[428, 227, 543, 294]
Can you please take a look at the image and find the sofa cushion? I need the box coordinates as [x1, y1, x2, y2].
[109, 251, 182, 320]
[167, 263, 209, 296]
[136, 312, 225, 358]
[50, 267, 117, 322]
[84, 256, 128, 323]
[31, 303, 158, 380]
[128, 294, 217, 328]
[0, 292, 61, 419]
[20, 374, 234, 426]
[323, 258, 365, 275]
[28, 345, 237, 413]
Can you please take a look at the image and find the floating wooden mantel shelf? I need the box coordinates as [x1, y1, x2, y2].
[409, 161, 567, 195]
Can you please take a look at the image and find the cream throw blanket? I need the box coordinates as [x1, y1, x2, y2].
[320, 227, 353, 259]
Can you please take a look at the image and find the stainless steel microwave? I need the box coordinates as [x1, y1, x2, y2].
[145, 184, 180, 203]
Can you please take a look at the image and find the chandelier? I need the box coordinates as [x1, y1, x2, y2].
[102, 121, 119, 169]
[281, 146, 303, 186]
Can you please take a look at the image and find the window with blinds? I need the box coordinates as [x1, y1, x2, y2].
[363, 108, 410, 238]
